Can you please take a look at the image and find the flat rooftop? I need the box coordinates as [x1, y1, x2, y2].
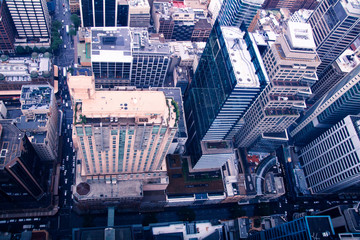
[287, 22, 316, 49]
[80, 91, 168, 120]
[20, 85, 53, 111]
[91, 27, 132, 62]
[131, 28, 170, 55]
[74, 180, 142, 200]
[200, 140, 233, 155]
[221, 27, 261, 88]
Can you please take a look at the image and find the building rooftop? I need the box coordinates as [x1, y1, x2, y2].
[0, 57, 51, 82]
[152, 222, 224, 240]
[344, 0, 360, 16]
[130, 28, 170, 55]
[335, 48, 360, 73]
[80, 91, 167, 121]
[305, 216, 335, 238]
[128, 0, 150, 8]
[74, 180, 142, 200]
[200, 140, 233, 155]
[0, 120, 24, 170]
[20, 85, 53, 111]
[91, 27, 132, 63]
[286, 22, 316, 49]
[221, 27, 261, 88]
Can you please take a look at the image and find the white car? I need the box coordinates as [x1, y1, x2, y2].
[65, 178, 68, 184]
[67, 138, 69, 142]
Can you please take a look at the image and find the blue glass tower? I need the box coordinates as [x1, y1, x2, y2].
[184, 21, 268, 168]
[217, 0, 265, 28]
[248, 216, 335, 240]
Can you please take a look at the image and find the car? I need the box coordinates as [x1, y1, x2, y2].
[65, 178, 68, 184]
[67, 138, 69, 143]
[314, 201, 320, 204]
[65, 102, 68, 107]
[66, 155, 69, 161]
[72, 168, 75, 174]
[304, 201, 309, 204]
[64, 170, 67, 175]
[64, 44, 66, 49]
[70, 142, 72, 147]
[63, 11, 65, 16]
[285, 198, 288, 204]
[63, 3, 65, 7]
[279, 202, 282, 208]
[64, 190, 67, 196]
[60, 36, 62, 40]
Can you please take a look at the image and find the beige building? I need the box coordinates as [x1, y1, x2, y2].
[68, 74, 178, 178]
[16, 85, 59, 161]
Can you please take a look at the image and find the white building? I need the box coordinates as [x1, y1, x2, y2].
[300, 115, 360, 194]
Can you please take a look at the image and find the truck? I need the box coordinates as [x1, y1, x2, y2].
[66, 25, 69, 34]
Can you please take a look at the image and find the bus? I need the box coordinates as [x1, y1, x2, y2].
[66, 25, 69, 34]
[63, 67, 67, 77]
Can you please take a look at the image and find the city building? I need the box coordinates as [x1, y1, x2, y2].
[248, 216, 335, 240]
[262, 0, 318, 12]
[184, 20, 268, 169]
[307, 0, 360, 87]
[217, 0, 265, 28]
[68, 74, 178, 206]
[289, 9, 314, 23]
[208, 0, 223, 25]
[5, 0, 51, 39]
[128, 0, 150, 28]
[291, 65, 360, 146]
[235, 22, 321, 151]
[152, 2, 210, 41]
[0, 101, 7, 119]
[0, 120, 51, 213]
[309, 48, 360, 103]
[299, 115, 360, 195]
[15, 85, 58, 162]
[69, 0, 80, 14]
[80, 0, 117, 27]
[0, 55, 54, 98]
[0, 1, 16, 54]
[318, 204, 360, 234]
[90, 27, 170, 88]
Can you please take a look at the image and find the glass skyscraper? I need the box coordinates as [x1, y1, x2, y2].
[217, 0, 265, 28]
[184, 21, 267, 168]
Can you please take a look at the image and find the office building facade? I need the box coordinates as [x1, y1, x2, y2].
[184, 20, 268, 168]
[307, 0, 360, 80]
[80, 0, 117, 27]
[217, 0, 265, 28]
[16, 85, 59, 162]
[262, 0, 318, 12]
[5, 0, 51, 39]
[299, 115, 360, 194]
[291, 65, 360, 145]
[235, 22, 321, 150]
[91, 27, 170, 89]
[248, 216, 335, 240]
[0, 1, 16, 54]
[68, 75, 177, 177]
[0, 120, 47, 210]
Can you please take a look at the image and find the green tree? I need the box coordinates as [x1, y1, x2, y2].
[39, 47, 47, 53]
[25, 46, 32, 54]
[52, 20, 62, 31]
[70, 14, 81, 29]
[15, 46, 25, 54]
[32, 46, 39, 53]
[176, 207, 196, 222]
[69, 28, 77, 36]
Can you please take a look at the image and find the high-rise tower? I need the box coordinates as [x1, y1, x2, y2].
[184, 20, 268, 168]
[68, 75, 177, 177]
[307, 0, 360, 91]
[5, 0, 51, 39]
[217, 0, 265, 28]
[299, 115, 360, 194]
[0, 1, 16, 54]
[235, 22, 321, 151]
